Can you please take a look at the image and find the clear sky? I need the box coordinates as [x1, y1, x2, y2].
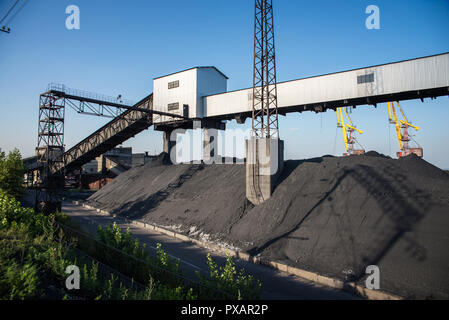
[1, 0, 449, 168]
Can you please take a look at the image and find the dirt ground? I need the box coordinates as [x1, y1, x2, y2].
[88, 152, 449, 299]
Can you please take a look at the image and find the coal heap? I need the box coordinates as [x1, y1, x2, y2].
[88, 152, 449, 299]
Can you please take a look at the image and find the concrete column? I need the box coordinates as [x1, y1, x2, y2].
[163, 129, 177, 163]
[202, 121, 225, 164]
[203, 127, 217, 164]
[246, 137, 284, 205]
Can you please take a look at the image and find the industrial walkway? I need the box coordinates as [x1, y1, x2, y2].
[55, 93, 155, 174]
[62, 202, 359, 300]
[27, 93, 156, 174]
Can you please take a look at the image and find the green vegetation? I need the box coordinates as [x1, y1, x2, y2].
[0, 193, 262, 300]
[95, 222, 262, 299]
[0, 191, 157, 299]
[93, 222, 188, 296]
[197, 254, 262, 300]
[0, 148, 25, 199]
[0, 150, 262, 300]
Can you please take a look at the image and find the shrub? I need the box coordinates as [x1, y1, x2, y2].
[1, 192, 263, 300]
[0, 261, 39, 300]
[95, 223, 183, 288]
[97, 223, 148, 260]
[96, 221, 262, 300]
[0, 148, 25, 199]
[196, 253, 262, 300]
[0, 192, 191, 300]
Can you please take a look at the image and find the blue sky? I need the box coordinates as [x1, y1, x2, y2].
[1, 0, 448, 167]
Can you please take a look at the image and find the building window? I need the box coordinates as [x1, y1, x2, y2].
[168, 80, 179, 89]
[168, 102, 179, 111]
[357, 73, 374, 84]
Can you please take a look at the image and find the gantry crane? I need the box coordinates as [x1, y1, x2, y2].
[387, 101, 423, 158]
[336, 107, 365, 156]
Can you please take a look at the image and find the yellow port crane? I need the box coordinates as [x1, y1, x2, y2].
[336, 107, 365, 156]
[387, 101, 423, 158]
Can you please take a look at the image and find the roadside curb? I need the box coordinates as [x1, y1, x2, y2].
[72, 200, 402, 300]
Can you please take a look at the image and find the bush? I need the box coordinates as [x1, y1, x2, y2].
[0, 148, 25, 199]
[95, 223, 184, 290]
[196, 253, 262, 300]
[97, 223, 148, 260]
[0, 192, 190, 300]
[96, 222, 262, 300]
[0, 261, 39, 300]
[0, 192, 263, 300]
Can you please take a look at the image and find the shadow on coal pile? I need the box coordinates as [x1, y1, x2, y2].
[253, 161, 430, 263]
[275, 158, 323, 187]
[233, 154, 449, 298]
[111, 164, 205, 220]
[347, 164, 429, 279]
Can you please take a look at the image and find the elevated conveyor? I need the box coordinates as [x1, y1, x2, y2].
[54, 94, 154, 174]
[202, 52, 449, 122]
[31, 89, 185, 177]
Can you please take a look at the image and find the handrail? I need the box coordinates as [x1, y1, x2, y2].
[47, 83, 136, 107]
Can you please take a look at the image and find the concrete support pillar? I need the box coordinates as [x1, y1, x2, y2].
[163, 129, 177, 163]
[203, 127, 217, 164]
[246, 137, 284, 205]
[202, 121, 225, 164]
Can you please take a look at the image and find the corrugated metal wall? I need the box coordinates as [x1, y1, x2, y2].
[203, 53, 449, 118]
[153, 67, 227, 123]
[153, 68, 197, 123]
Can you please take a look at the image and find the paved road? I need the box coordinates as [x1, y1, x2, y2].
[62, 202, 359, 300]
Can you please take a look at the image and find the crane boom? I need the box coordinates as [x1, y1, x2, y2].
[338, 108, 349, 152]
[387, 101, 423, 158]
[388, 102, 403, 150]
[336, 107, 365, 156]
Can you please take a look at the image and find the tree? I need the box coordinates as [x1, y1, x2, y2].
[0, 148, 25, 199]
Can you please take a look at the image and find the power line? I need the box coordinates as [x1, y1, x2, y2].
[0, 0, 28, 34]
[0, 0, 19, 24]
[3, 0, 28, 26]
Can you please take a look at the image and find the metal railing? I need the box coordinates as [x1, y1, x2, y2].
[47, 83, 136, 107]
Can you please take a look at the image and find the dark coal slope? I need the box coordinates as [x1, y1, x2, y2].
[87, 153, 449, 299]
[231, 154, 449, 299]
[87, 153, 196, 216]
[88, 154, 250, 236]
[139, 163, 251, 237]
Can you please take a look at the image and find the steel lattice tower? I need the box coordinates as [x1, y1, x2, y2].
[252, 0, 279, 138]
[35, 91, 65, 211]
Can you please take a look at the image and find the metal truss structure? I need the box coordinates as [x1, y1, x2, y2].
[38, 85, 187, 175]
[48, 83, 137, 118]
[252, 0, 279, 139]
[34, 84, 186, 212]
[57, 94, 155, 174]
[36, 91, 66, 211]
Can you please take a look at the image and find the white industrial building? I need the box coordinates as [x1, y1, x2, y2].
[153, 53, 449, 123]
[153, 66, 228, 123]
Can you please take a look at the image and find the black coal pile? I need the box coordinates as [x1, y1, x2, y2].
[87, 152, 449, 299]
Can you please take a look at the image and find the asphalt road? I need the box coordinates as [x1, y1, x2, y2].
[62, 202, 359, 300]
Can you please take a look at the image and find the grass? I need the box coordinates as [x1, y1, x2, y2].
[0, 191, 262, 300]
[0, 192, 191, 299]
